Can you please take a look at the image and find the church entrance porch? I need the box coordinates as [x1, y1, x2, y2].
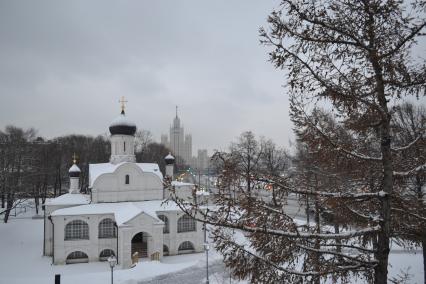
[131, 232, 150, 258]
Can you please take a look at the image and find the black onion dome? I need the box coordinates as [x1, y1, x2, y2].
[165, 153, 175, 165]
[69, 164, 81, 177]
[109, 110, 137, 136]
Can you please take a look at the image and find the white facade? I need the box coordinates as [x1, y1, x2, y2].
[110, 134, 136, 164]
[43, 109, 205, 267]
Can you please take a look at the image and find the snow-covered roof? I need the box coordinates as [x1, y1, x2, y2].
[110, 113, 136, 128]
[165, 153, 175, 160]
[69, 164, 81, 172]
[51, 200, 181, 226]
[172, 181, 194, 187]
[89, 162, 163, 187]
[44, 193, 90, 206]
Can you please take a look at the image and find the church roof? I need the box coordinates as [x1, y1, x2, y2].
[171, 181, 194, 187]
[69, 164, 81, 173]
[50, 200, 181, 226]
[44, 193, 90, 206]
[89, 162, 163, 187]
[109, 112, 137, 136]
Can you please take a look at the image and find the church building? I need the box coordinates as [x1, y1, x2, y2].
[43, 102, 205, 268]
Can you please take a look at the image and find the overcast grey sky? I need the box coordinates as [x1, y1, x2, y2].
[0, 0, 293, 153]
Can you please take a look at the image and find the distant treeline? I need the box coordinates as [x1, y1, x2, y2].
[0, 125, 171, 222]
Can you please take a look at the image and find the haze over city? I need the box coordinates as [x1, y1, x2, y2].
[0, 0, 293, 153]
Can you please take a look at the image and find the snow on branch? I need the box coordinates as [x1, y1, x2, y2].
[217, 232, 371, 278]
[391, 207, 426, 222]
[169, 191, 381, 241]
[241, 224, 381, 240]
[393, 163, 426, 177]
[391, 135, 423, 152]
[295, 243, 378, 265]
[259, 178, 388, 199]
[294, 104, 383, 162]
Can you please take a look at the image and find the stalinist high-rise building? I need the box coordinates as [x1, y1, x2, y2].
[161, 107, 192, 166]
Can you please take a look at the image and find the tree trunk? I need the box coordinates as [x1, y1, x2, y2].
[422, 237, 426, 284]
[4, 193, 14, 223]
[369, 41, 392, 283]
[313, 174, 320, 284]
[373, 124, 392, 284]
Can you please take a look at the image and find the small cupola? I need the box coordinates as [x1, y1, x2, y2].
[69, 154, 81, 177]
[165, 152, 175, 165]
[164, 153, 175, 179]
[69, 154, 81, 194]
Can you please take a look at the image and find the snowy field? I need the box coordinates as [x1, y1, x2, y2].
[0, 203, 423, 284]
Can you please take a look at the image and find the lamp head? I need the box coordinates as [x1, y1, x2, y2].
[108, 256, 117, 268]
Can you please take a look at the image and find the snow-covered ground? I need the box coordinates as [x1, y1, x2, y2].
[0, 203, 423, 284]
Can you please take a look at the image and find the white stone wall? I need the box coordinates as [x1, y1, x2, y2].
[92, 163, 163, 203]
[49, 210, 204, 267]
[44, 204, 82, 256]
[51, 213, 117, 265]
[110, 134, 136, 164]
[161, 211, 205, 256]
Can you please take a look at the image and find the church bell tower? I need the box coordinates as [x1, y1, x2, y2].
[109, 97, 137, 164]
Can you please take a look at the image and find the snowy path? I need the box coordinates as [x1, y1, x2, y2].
[139, 259, 229, 284]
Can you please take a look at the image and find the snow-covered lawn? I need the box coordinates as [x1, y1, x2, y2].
[0, 206, 423, 284]
[0, 209, 219, 284]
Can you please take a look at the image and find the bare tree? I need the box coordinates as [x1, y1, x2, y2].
[230, 131, 264, 198]
[390, 103, 426, 283]
[0, 126, 37, 222]
[259, 138, 290, 206]
[134, 129, 153, 158]
[139, 142, 171, 174]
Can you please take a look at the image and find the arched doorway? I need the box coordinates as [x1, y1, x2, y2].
[131, 232, 149, 258]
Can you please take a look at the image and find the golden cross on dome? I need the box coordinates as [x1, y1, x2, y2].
[119, 96, 128, 113]
[72, 153, 78, 164]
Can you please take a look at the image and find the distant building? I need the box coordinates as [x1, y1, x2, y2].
[161, 107, 192, 166]
[196, 149, 209, 172]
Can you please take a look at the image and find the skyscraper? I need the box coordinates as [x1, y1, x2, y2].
[161, 107, 192, 166]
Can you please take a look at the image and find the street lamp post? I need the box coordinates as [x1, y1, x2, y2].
[204, 223, 210, 284]
[196, 190, 210, 284]
[107, 255, 117, 284]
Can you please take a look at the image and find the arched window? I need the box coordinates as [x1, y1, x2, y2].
[177, 215, 196, 233]
[158, 215, 169, 234]
[65, 220, 89, 240]
[99, 249, 115, 261]
[98, 218, 117, 238]
[125, 174, 130, 185]
[163, 245, 169, 256]
[178, 241, 194, 254]
[66, 251, 88, 264]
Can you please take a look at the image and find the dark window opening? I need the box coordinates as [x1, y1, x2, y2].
[125, 174, 130, 185]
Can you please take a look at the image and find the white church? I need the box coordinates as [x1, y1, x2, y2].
[43, 104, 205, 268]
